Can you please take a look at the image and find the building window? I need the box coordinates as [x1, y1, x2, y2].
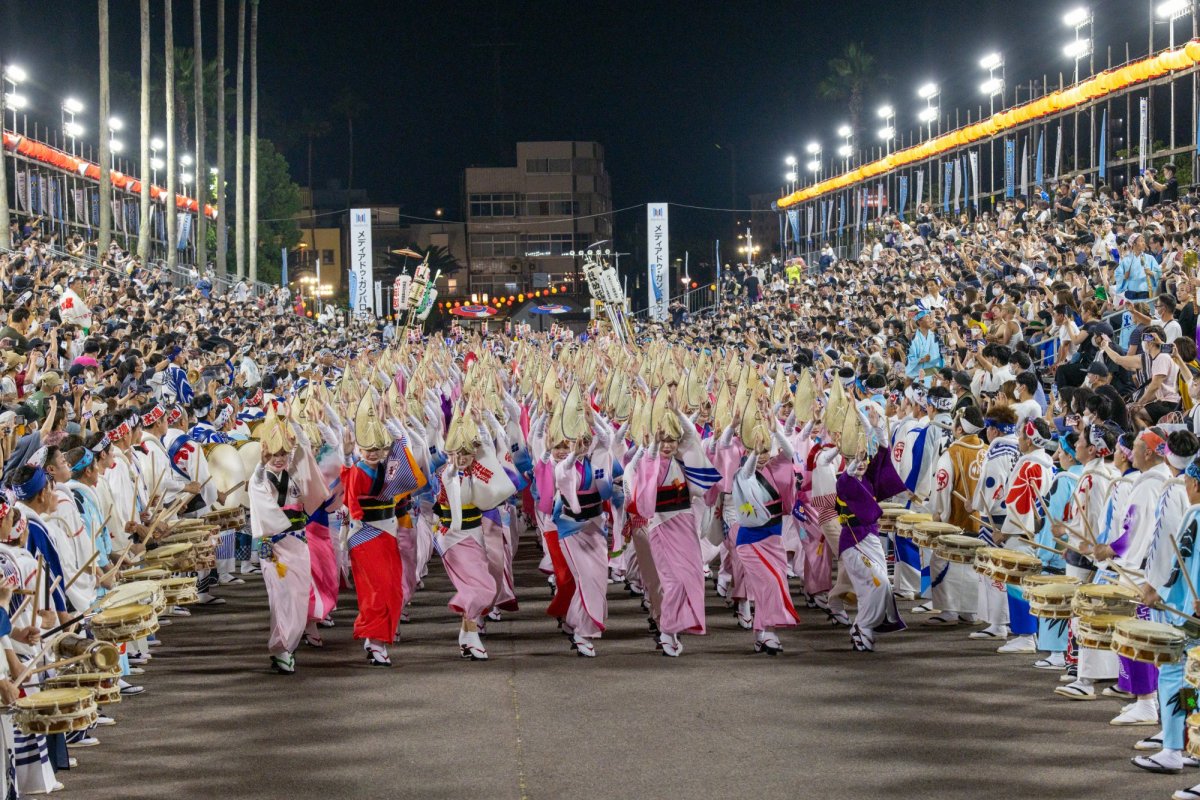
[524, 233, 576, 257]
[522, 193, 579, 217]
[468, 193, 517, 218]
[446, 278, 459, 294]
[470, 233, 519, 258]
[321, 249, 334, 263]
[525, 158, 572, 174]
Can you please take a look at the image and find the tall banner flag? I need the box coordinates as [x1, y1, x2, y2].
[646, 203, 669, 322]
[915, 169, 924, 210]
[860, 188, 867, 229]
[953, 160, 962, 212]
[824, 199, 832, 236]
[898, 176, 909, 218]
[1098, 109, 1108, 179]
[806, 206, 814, 239]
[943, 161, 953, 212]
[787, 209, 800, 244]
[1139, 97, 1149, 172]
[177, 212, 192, 251]
[875, 181, 884, 219]
[350, 207, 375, 317]
[14, 171, 27, 212]
[1004, 139, 1015, 198]
[838, 195, 845, 229]
[280, 247, 288, 287]
[1053, 124, 1063, 180]
[1034, 132, 1045, 192]
[968, 151, 980, 210]
[1019, 140, 1028, 196]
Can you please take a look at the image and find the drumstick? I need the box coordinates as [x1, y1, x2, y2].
[21, 652, 90, 680]
[146, 468, 166, 507]
[1165, 532, 1200, 606]
[12, 632, 68, 686]
[31, 557, 44, 624]
[63, 550, 101, 592]
[97, 548, 134, 584]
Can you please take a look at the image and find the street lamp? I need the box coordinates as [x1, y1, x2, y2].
[62, 98, 85, 155]
[877, 104, 896, 151]
[979, 52, 1005, 114]
[180, 153, 194, 167]
[2, 65, 26, 135]
[837, 124, 853, 170]
[106, 117, 124, 168]
[1062, 7, 1093, 84]
[917, 82, 940, 138]
[805, 141, 821, 155]
[784, 154, 797, 167]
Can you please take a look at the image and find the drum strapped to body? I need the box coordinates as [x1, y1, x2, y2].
[1071, 583, 1139, 619]
[933, 534, 986, 564]
[143, 542, 198, 573]
[895, 513, 932, 539]
[973, 547, 1041, 585]
[13, 688, 97, 735]
[1111, 619, 1187, 666]
[877, 507, 908, 536]
[54, 634, 121, 674]
[90, 603, 159, 644]
[100, 579, 166, 616]
[913, 521, 960, 549]
[44, 672, 122, 705]
[1188, 714, 1200, 759]
[160, 575, 199, 605]
[1077, 614, 1128, 649]
[118, 567, 169, 583]
[1024, 581, 1080, 619]
[1187, 648, 1200, 688]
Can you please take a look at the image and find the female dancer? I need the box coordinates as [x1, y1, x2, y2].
[629, 392, 720, 657]
[248, 409, 329, 674]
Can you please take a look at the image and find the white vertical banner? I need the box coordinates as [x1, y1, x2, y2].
[1019, 141, 1028, 196]
[646, 203, 669, 321]
[374, 281, 383, 318]
[915, 170, 924, 209]
[1139, 97, 1149, 172]
[968, 151, 979, 209]
[14, 171, 27, 212]
[350, 208, 375, 317]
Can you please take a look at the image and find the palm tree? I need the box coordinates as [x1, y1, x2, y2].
[248, 0, 259, 283]
[330, 92, 366, 193]
[235, 0, 245, 279]
[298, 110, 329, 254]
[215, 0, 227, 277]
[137, 0, 151, 260]
[165, 0, 178, 270]
[817, 42, 883, 159]
[193, 0, 206, 271]
[98, 0, 112, 254]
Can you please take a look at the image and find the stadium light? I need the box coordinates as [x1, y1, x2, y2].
[981, 77, 1004, 95]
[784, 154, 797, 167]
[64, 121, 84, 138]
[3, 65, 27, 84]
[877, 104, 894, 119]
[806, 159, 820, 172]
[979, 52, 1003, 70]
[878, 126, 896, 140]
[836, 124, 852, 138]
[1063, 7, 1090, 26]
[62, 97, 84, 114]
[4, 93, 27, 110]
[805, 141, 821, 155]
[918, 106, 938, 123]
[917, 82, 939, 99]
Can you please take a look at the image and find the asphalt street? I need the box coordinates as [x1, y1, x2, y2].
[66, 538, 1169, 800]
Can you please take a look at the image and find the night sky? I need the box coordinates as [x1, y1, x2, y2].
[0, 0, 1175, 235]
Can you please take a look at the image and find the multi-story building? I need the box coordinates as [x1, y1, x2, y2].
[463, 142, 612, 299]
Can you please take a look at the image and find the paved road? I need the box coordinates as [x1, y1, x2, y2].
[67, 538, 1167, 800]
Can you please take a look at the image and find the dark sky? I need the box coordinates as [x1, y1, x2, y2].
[0, 0, 1173, 231]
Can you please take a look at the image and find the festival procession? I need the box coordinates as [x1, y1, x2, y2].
[10, 1, 1200, 798]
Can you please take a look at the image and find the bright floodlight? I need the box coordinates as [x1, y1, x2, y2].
[150, 157, 164, 170]
[1158, 0, 1190, 17]
[918, 82, 939, 99]
[1063, 38, 1090, 57]
[878, 126, 896, 140]
[806, 159, 821, 172]
[64, 121, 84, 138]
[209, 166, 219, 175]
[837, 124, 852, 138]
[785, 154, 797, 166]
[918, 106, 938, 123]
[108, 116, 123, 131]
[981, 77, 1004, 95]
[979, 52, 1003, 70]
[877, 104, 894, 119]
[837, 143, 853, 157]
[3, 65, 27, 83]
[805, 141, 821, 154]
[4, 93, 28, 110]
[180, 172, 194, 184]
[62, 97, 84, 114]
[109, 139, 124, 153]
[180, 153, 194, 166]
[785, 171, 798, 182]
[150, 136, 164, 150]
[1063, 7, 1090, 26]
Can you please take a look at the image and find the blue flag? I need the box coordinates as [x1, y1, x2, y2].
[1098, 109, 1108, 179]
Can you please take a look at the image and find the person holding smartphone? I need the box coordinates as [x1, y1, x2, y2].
[1100, 326, 1180, 423]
